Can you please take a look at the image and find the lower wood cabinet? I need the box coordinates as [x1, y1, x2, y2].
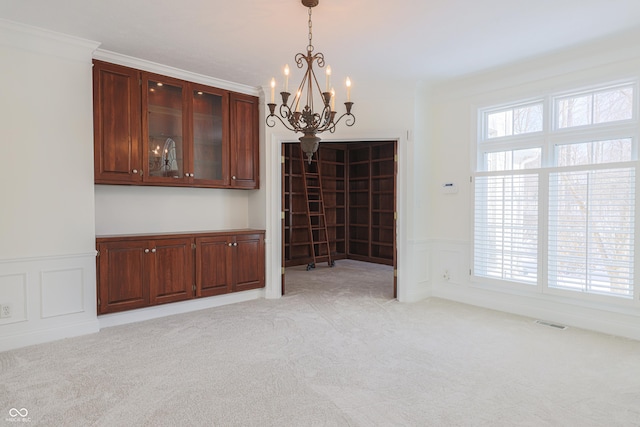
[195, 232, 265, 297]
[97, 230, 265, 315]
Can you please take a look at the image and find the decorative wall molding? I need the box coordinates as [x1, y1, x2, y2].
[40, 268, 85, 319]
[0, 253, 99, 352]
[0, 18, 99, 61]
[0, 273, 27, 326]
[428, 239, 640, 341]
[402, 239, 431, 302]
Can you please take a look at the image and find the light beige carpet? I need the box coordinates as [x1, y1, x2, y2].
[2, 259, 640, 426]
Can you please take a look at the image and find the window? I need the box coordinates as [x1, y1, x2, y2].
[548, 167, 635, 297]
[485, 148, 542, 171]
[555, 84, 634, 129]
[555, 139, 632, 166]
[484, 102, 543, 139]
[474, 81, 637, 300]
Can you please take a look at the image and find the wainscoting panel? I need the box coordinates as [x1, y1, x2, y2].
[0, 273, 27, 325]
[0, 253, 99, 352]
[401, 239, 431, 302]
[429, 239, 640, 341]
[41, 268, 85, 318]
[431, 240, 470, 287]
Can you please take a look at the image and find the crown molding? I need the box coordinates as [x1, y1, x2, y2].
[0, 19, 99, 61]
[93, 49, 260, 96]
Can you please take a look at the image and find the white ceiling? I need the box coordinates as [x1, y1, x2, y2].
[2, 0, 640, 89]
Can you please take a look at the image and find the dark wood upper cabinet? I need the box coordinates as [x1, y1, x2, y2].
[93, 60, 259, 189]
[230, 92, 260, 189]
[141, 73, 189, 185]
[93, 60, 142, 183]
[189, 83, 230, 187]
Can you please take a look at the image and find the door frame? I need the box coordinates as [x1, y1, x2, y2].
[266, 130, 416, 302]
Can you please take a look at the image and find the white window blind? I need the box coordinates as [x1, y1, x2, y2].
[474, 173, 538, 284]
[548, 167, 635, 297]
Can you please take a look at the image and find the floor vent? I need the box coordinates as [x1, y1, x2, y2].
[534, 320, 567, 330]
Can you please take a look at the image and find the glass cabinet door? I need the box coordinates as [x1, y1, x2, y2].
[191, 84, 228, 185]
[143, 74, 186, 181]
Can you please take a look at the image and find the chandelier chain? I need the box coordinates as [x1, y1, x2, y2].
[307, 7, 313, 53]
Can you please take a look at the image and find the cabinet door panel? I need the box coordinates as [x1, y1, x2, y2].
[97, 240, 148, 314]
[233, 233, 265, 292]
[93, 61, 141, 183]
[230, 93, 259, 189]
[150, 238, 194, 305]
[195, 236, 232, 297]
[142, 73, 189, 184]
[191, 84, 229, 186]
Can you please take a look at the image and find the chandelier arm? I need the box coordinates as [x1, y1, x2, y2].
[313, 104, 334, 133]
[310, 54, 326, 110]
[313, 52, 325, 69]
[278, 103, 292, 119]
[329, 109, 356, 131]
[267, 110, 298, 132]
[291, 66, 310, 114]
[294, 52, 307, 70]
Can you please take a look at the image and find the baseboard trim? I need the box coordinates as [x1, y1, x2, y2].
[433, 284, 640, 341]
[0, 319, 100, 352]
[99, 289, 265, 329]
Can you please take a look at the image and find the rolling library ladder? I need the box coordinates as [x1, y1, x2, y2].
[300, 149, 335, 270]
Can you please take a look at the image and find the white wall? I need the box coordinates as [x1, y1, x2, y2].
[0, 21, 100, 351]
[95, 186, 250, 235]
[0, 22, 97, 259]
[426, 28, 640, 340]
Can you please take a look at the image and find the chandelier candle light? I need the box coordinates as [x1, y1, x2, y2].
[266, 0, 355, 164]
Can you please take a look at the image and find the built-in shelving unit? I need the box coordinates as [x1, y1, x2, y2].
[282, 141, 396, 267]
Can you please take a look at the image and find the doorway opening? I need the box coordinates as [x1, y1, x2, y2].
[281, 140, 398, 298]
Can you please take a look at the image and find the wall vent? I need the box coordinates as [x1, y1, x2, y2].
[534, 320, 567, 330]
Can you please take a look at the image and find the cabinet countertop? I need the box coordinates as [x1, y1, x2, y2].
[96, 229, 265, 242]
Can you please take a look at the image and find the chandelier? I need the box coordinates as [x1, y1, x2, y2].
[266, 0, 355, 164]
